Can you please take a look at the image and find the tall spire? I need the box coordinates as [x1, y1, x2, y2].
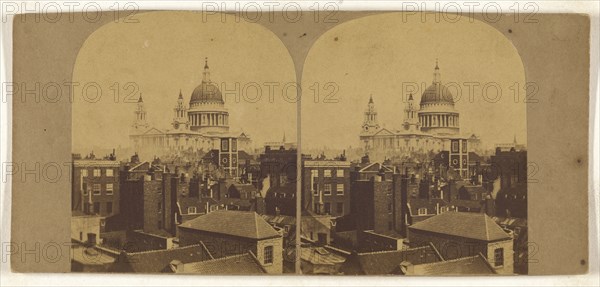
[178, 89, 183, 100]
[282, 131, 286, 143]
[203, 57, 211, 82]
[433, 59, 441, 83]
[138, 93, 143, 103]
[369, 95, 374, 104]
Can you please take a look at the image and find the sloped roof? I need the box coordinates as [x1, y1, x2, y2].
[410, 254, 496, 275]
[179, 210, 280, 240]
[172, 252, 266, 274]
[408, 198, 450, 216]
[301, 246, 347, 266]
[359, 162, 394, 173]
[342, 245, 442, 275]
[231, 183, 258, 194]
[409, 212, 511, 242]
[109, 244, 210, 273]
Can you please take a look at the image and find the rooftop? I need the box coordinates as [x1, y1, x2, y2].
[409, 212, 511, 242]
[410, 254, 496, 275]
[341, 245, 442, 275]
[171, 252, 266, 274]
[178, 210, 281, 240]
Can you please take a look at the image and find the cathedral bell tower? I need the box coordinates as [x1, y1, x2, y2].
[132, 94, 149, 131]
[402, 93, 421, 132]
[362, 95, 380, 134]
[172, 90, 189, 131]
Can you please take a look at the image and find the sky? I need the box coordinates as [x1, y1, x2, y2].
[301, 13, 527, 151]
[72, 11, 297, 154]
[72, 11, 527, 154]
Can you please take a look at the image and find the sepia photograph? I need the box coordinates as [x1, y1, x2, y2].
[70, 11, 297, 274]
[300, 13, 527, 275]
[2, 1, 597, 285]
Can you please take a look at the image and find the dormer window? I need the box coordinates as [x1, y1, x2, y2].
[418, 207, 428, 215]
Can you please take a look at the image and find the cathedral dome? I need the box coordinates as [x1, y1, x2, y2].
[189, 58, 224, 105]
[420, 83, 455, 106]
[189, 82, 223, 104]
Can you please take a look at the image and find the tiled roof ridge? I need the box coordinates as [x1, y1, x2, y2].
[254, 213, 260, 238]
[247, 250, 268, 273]
[484, 213, 491, 240]
[414, 254, 482, 267]
[357, 245, 430, 256]
[195, 252, 252, 263]
[124, 243, 202, 256]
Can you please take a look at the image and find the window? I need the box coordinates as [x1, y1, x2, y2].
[106, 169, 114, 177]
[81, 169, 88, 177]
[324, 170, 332, 177]
[494, 248, 504, 267]
[93, 202, 100, 214]
[92, 184, 101, 195]
[324, 184, 332, 195]
[188, 207, 197, 214]
[264, 246, 273, 264]
[336, 184, 344, 195]
[82, 183, 88, 195]
[311, 169, 318, 178]
[106, 183, 114, 195]
[336, 169, 344, 177]
[440, 206, 448, 213]
[106, 202, 113, 214]
[336, 202, 344, 215]
[324, 203, 331, 214]
[314, 203, 320, 213]
[93, 169, 101, 177]
[387, 202, 393, 213]
[158, 202, 162, 213]
[418, 207, 427, 215]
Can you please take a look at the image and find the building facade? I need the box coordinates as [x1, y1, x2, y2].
[72, 154, 120, 217]
[359, 62, 480, 161]
[302, 159, 352, 217]
[129, 58, 251, 159]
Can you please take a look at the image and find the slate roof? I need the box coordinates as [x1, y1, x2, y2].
[341, 244, 442, 275]
[408, 198, 450, 216]
[231, 183, 258, 196]
[109, 244, 210, 273]
[409, 212, 511, 242]
[178, 210, 280, 240]
[410, 253, 496, 275]
[301, 246, 347, 266]
[172, 252, 266, 274]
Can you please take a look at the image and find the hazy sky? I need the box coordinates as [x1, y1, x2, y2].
[72, 11, 527, 154]
[301, 13, 527, 150]
[72, 11, 297, 153]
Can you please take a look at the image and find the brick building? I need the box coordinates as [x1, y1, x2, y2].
[408, 211, 514, 274]
[350, 163, 408, 238]
[302, 159, 352, 217]
[489, 147, 527, 218]
[178, 210, 284, 274]
[72, 153, 120, 217]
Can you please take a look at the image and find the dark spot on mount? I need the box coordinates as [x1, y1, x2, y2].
[283, 32, 287, 37]
[334, 37, 339, 41]
[44, 129, 46, 132]
[576, 157, 583, 165]
[299, 33, 307, 38]
[580, 259, 586, 265]
[508, 29, 512, 33]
